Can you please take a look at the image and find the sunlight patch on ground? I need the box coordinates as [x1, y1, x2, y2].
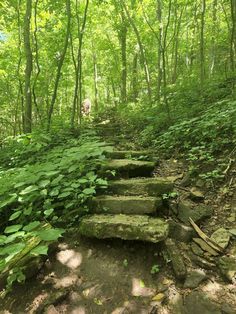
[71, 306, 86, 314]
[131, 278, 155, 297]
[57, 249, 82, 269]
[202, 280, 222, 295]
[54, 274, 78, 288]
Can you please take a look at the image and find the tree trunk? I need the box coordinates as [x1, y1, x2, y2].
[93, 52, 99, 111]
[132, 49, 139, 102]
[210, 0, 217, 76]
[230, 0, 236, 72]
[120, 22, 127, 104]
[32, 0, 42, 123]
[122, 1, 152, 101]
[157, 0, 163, 101]
[200, 0, 206, 92]
[47, 0, 71, 131]
[23, 0, 33, 133]
[162, 0, 172, 119]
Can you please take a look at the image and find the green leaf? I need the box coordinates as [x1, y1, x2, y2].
[0, 235, 7, 245]
[23, 207, 32, 216]
[30, 245, 48, 256]
[51, 175, 64, 186]
[68, 164, 79, 173]
[38, 180, 50, 188]
[0, 243, 25, 256]
[40, 189, 48, 196]
[78, 178, 88, 184]
[83, 187, 96, 195]
[4, 231, 25, 244]
[35, 228, 64, 241]
[23, 221, 41, 232]
[58, 192, 71, 198]
[49, 188, 59, 197]
[19, 185, 38, 195]
[44, 208, 54, 216]
[9, 211, 22, 221]
[4, 224, 23, 234]
[0, 194, 17, 209]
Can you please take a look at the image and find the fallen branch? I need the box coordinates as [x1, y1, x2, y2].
[189, 218, 224, 254]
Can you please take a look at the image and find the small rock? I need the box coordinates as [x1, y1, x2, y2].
[227, 213, 236, 222]
[44, 305, 59, 314]
[196, 179, 205, 188]
[217, 256, 236, 283]
[188, 252, 216, 270]
[184, 269, 207, 289]
[189, 188, 205, 201]
[191, 242, 204, 257]
[210, 228, 230, 249]
[180, 173, 191, 187]
[169, 292, 185, 314]
[165, 239, 186, 280]
[184, 291, 221, 314]
[178, 201, 213, 224]
[193, 238, 219, 256]
[229, 229, 236, 237]
[168, 220, 195, 243]
[221, 303, 236, 314]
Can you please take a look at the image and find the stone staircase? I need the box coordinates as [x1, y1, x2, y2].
[79, 144, 174, 244]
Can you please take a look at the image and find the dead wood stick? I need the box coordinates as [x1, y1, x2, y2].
[189, 218, 224, 254]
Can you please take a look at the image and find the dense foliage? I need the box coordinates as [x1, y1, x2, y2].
[0, 130, 111, 293]
[0, 0, 235, 136]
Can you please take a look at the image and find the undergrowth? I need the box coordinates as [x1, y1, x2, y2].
[0, 128, 112, 295]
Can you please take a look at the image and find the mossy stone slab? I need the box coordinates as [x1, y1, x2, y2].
[91, 195, 162, 215]
[79, 214, 169, 243]
[105, 150, 154, 160]
[109, 178, 173, 196]
[103, 159, 155, 178]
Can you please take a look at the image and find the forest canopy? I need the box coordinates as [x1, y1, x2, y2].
[0, 0, 235, 138]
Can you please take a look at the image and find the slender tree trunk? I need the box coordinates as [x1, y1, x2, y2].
[122, 1, 151, 101]
[200, 0, 206, 91]
[230, 0, 236, 72]
[132, 50, 138, 102]
[16, 0, 24, 132]
[32, 0, 42, 123]
[162, 0, 172, 119]
[172, 4, 184, 83]
[47, 0, 71, 131]
[120, 21, 127, 104]
[93, 52, 99, 111]
[23, 0, 33, 133]
[210, 0, 217, 76]
[71, 0, 89, 127]
[157, 0, 163, 101]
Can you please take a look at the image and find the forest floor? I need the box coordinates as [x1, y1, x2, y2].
[0, 138, 236, 313]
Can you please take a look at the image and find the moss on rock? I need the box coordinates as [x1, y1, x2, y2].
[79, 214, 169, 243]
[109, 178, 173, 196]
[91, 195, 163, 215]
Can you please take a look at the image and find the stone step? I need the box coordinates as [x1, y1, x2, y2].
[102, 159, 155, 178]
[90, 195, 163, 215]
[105, 150, 155, 161]
[109, 178, 174, 196]
[79, 214, 169, 243]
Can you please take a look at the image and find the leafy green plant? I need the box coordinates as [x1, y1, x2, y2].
[162, 191, 179, 200]
[150, 264, 160, 274]
[123, 259, 128, 267]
